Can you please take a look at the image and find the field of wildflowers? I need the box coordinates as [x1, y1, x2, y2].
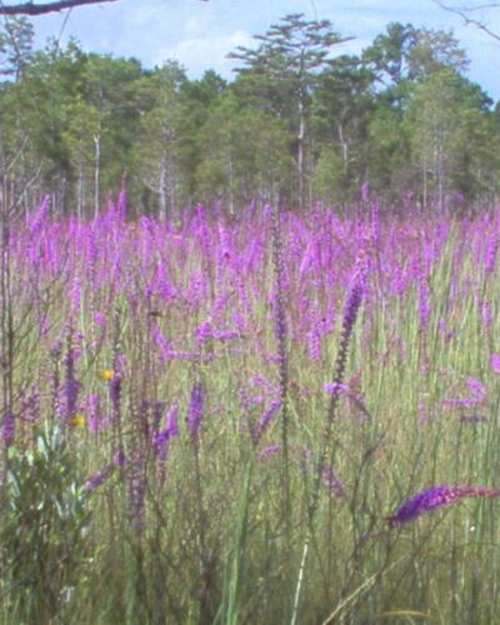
[1, 193, 500, 624]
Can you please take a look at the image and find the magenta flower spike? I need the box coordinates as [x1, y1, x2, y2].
[491, 353, 500, 374]
[187, 382, 205, 442]
[388, 484, 500, 527]
[2, 411, 15, 447]
[83, 464, 114, 493]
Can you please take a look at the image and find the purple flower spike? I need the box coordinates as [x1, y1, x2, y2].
[258, 444, 282, 460]
[154, 404, 179, 460]
[187, 382, 205, 442]
[2, 411, 15, 447]
[94, 312, 107, 328]
[251, 400, 282, 444]
[165, 404, 179, 438]
[321, 464, 345, 497]
[388, 484, 500, 527]
[491, 353, 500, 374]
[84, 464, 114, 492]
[467, 377, 486, 400]
[113, 449, 127, 468]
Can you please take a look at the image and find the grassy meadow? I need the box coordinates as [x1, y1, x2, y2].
[2, 195, 500, 624]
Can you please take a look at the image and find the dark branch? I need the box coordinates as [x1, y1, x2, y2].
[433, 0, 500, 42]
[0, 0, 120, 16]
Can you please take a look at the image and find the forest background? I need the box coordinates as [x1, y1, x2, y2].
[0, 3, 499, 217]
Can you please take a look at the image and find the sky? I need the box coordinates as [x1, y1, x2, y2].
[26, 0, 500, 101]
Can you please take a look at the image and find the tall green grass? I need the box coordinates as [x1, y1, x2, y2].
[1, 203, 500, 624]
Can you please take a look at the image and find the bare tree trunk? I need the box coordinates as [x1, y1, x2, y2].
[297, 95, 305, 211]
[159, 154, 167, 220]
[77, 159, 84, 220]
[94, 134, 101, 219]
[336, 123, 348, 177]
[423, 155, 428, 211]
[227, 150, 235, 216]
[437, 137, 445, 213]
[0, 134, 13, 493]
[168, 161, 177, 220]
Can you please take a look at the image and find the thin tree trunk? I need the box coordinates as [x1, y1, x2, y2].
[159, 154, 167, 220]
[423, 154, 428, 211]
[94, 134, 101, 219]
[297, 95, 305, 211]
[227, 151, 235, 216]
[77, 158, 84, 220]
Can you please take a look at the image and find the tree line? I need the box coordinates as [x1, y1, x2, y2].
[0, 13, 499, 217]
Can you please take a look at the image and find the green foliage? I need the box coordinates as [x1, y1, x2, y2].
[215, 463, 252, 625]
[0, 424, 92, 625]
[405, 69, 495, 207]
[311, 145, 350, 203]
[195, 92, 292, 208]
[0, 13, 497, 213]
[0, 16, 34, 80]
[229, 13, 351, 208]
[131, 61, 188, 217]
[363, 21, 468, 88]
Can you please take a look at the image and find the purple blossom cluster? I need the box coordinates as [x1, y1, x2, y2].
[187, 382, 205, 442]
[388, 484, 500, 527]
[8, 196, 500, 547]
[153, 404, 179, 460]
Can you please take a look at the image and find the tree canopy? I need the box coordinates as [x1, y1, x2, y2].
[0, 13, 497, 217]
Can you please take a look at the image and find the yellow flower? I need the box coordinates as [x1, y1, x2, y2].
[69, 413, 86, 428]
[102, 368, 115, 382]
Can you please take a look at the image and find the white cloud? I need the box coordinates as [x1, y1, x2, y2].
[154, 29, 255, 77]
[28, 0, 500, 99]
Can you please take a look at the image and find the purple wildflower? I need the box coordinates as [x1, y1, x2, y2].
[443, 377, 487, 409]
[153, 404, 179, 460]
[187, 382, 205, 442]
[113, 449, 127, 468]
[110, 373, 122, 418]
[195, 320, 213, 346]
[482, 300, 493, 328]
[151, 400, 166, 429]
[418, 274, 431, 331]
[84, 464, 114, 492]
[251, 400, 282, 444]
[325, 250, 367, 426]
[467, 377, 486, 401]
[460, 414, 488, 425]
[2, 411, 15, 446]
[321, 464, 346, 497]
[343, 265, 365, 337]
[151, 322, 172, 365]
[324, 382, 349, 395]
[165, 404, 179, 437]
[128, 462, 146, 532]
[307, 328, 322, 362]
[20, 387, 40, 423]
[443, 397, 477, 409]
[94, 312, 107, 328]
[388, 484, 500, 527]
[301, 447, 345, 498]
[257, 444, 282, 460]
[484, 232, 498, 275]
[69, 276, 81, 314]
[491, 353, 500, 374]
[213, 329, 240, 342]
[86, 394, 108, 433]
